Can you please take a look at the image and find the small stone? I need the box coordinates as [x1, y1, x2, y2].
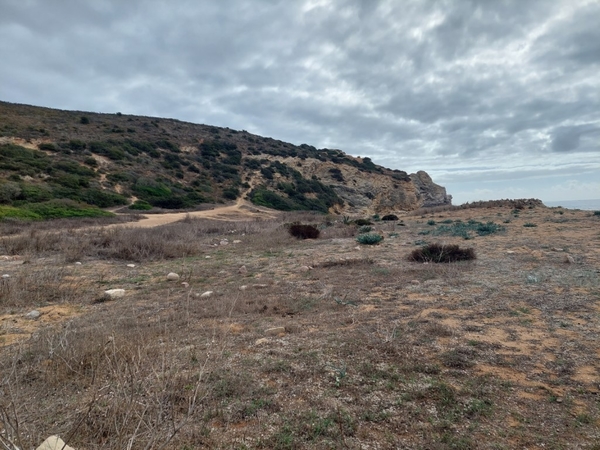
[181, 282, 189, 288]
[233, 240, 242, 244]
[552, 248, 564, 252]
[167, 272, 180, 281]
[506, 250, 515, 254]
[255, 338, 269, 345]
[2, 274, 9, 278]
[25, 310, 41, 320]
[36, 435, 75, 450]
[205, 255, 211, 259]
[299, 265, 311, 272]
[355, 246, 361, 250]
[265, 326, 286, 336]
[127, 264, 136, 268]
[239, 265, 248, 274]
[239, 285, 248, 291]
[220, 240, 229, 246]
[565, 254, 575, 264]
[200, 291, 213, 298]
[104, 289, 125, 300]
[410, 280, 420, 285]
[74, 262, 82, 265]
[252, 284, 268, 289]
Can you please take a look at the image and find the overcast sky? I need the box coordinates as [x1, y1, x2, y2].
[1, 0, 599, 204]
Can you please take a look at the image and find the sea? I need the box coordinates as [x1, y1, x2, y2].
[543, 199, 600, 211]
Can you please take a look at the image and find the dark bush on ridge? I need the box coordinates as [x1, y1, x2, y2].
[288, 223, 320, 239]
[381, 214, 398, 221]
[354, 218, 373, 226]
[409, 243, 475, 263]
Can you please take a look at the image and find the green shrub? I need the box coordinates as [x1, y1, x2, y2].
[433, 220, 505, 239]
[358, 225, 372, 233]
[427, 219, 436, 226]
[409, 243, 475, 263]
[0, 205, 41, 220]
[356, 233, 383, 245]
[23, 199, 114, 219]
[288, 223, 320, 239]
[593, 211, 600, 216]
[523, 222, 537, 227]
[80, 116, 90, 124]
[129, 200, 153, 210]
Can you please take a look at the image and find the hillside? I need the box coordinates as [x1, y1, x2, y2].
[0, 101, 451, 218]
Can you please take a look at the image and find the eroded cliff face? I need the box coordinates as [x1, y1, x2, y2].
[259, 156, 451, 215]
[410, 170, 453, 208]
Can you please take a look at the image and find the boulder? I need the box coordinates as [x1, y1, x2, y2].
[167, 272, 180, 281]
[104, 289, 125, 300]
[36, 436, 75, 450]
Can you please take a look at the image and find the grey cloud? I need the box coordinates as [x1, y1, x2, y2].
[551, 124, 600, 152]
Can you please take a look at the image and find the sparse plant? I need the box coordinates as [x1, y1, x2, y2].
[288, 223, 320, 239]
[523, 222, 537, 227]
[358, 225, 372, 233]
[356, 233, 383, 245]
[427, 219, 436, 226]
[354, 218, 373, 226]
[409, 243, 475, 263]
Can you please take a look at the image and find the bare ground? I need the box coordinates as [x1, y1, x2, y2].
[1, 205, 599, 449]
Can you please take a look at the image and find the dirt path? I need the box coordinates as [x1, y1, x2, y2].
[111, 181, 277, 229]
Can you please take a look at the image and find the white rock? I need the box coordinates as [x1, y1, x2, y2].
[104, 289, 125, 300]
[220, 240, 229, 246]
[127, 264, 136, 268]
[25, 310, 41, 320]
[552, 248, 564, 252]
[239, 285, 248, 291]
[233, 240, 242, 244]
[265, 326, 286, 336]
[167, 272, 180, 281]
[200, 291, 213, 298]
[74, 262, 82, 265]
[299, 265, 311, 272]
[239, 265, 248, 274]
[205, 255, 211, 259]
[181, 282, 189, 288]
[2, 274, 9, 278]
[36, 435, 75, 450]
[255, 338, 269, 345]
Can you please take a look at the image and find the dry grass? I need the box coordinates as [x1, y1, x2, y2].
[1, 205, 600, 449]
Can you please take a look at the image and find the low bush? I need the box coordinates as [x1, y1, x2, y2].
[128, 200, 153, 210]
[356, 233, 383, 245]
[523, 222, 537, 227]
[593, 211, 600, 216]
[381, 214, 398, 221]
[288, 223, 320, 239]
[358, 225, 372, 233]
[354, 219, 373, 226]
[409, 243, 475, 263]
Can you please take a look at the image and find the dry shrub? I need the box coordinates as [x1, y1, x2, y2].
[288, 223, 320, 239]
[409, 243, 475, 263]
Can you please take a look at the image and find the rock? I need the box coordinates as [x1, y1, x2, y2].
[205, 255, 211, 259]
[298, 265, 312, 272]
[127, 264, 136, 268]
[565, 254, 575, 264]
[200, 291, 213, 298]
[36, 435, 75, 450]
[74, 262, 82, 265]
[2, 274, 9, 278]
[233, 240, 242, 244]
[506, 250, 515, 254]
[239, 285, 248, 291]
[410, 170, 453, 207]
[410, 280, 420, 285]
[181, 282, 189, 288]
[167, 272, 180, 281]
[265, 326, 286, 336]
[104, 289, 125, 300]
[239, 265, 248, 274]
[220, 240, 229, 246]
[552, 248, 564, 252]
[252, 284, 269, 289]
[255, 338, 269, 345]
[25, 310, 41, 320]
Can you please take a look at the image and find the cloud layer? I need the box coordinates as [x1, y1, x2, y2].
[1, 0, 599, 203]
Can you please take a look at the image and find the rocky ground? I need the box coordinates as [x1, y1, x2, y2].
[1, 205, 599, 449]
